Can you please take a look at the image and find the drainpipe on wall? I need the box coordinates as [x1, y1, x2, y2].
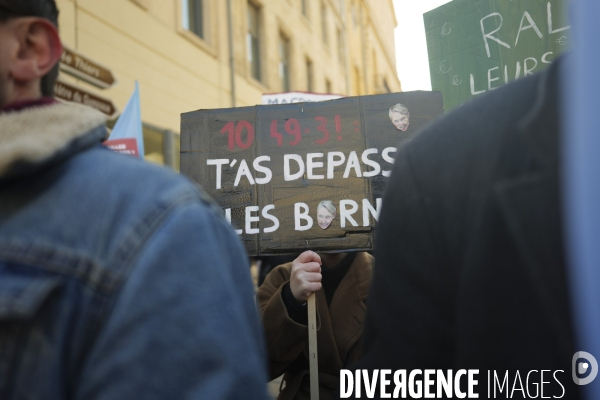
[227, 0, 236, 107]
[359, 1, 368, 94]
[341, 0, 351, 95]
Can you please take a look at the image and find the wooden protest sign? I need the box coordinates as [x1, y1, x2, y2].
[181, 92, 443, 256]
[425, 0, 570, 111]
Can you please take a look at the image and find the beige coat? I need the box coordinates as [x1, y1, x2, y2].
[257, 253, 373, 400]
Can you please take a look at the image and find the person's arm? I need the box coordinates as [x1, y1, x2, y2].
[257, 251, 321, 379]
[281, 281, 308, 325]
[75, 201, 269, 400]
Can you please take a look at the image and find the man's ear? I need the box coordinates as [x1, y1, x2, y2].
[11, 18, 62, 83]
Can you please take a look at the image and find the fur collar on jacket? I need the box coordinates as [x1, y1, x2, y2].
[0, 101, 106, 178]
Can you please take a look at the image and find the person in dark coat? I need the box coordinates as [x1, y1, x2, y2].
[258, 251, 373, 400]
[356, 57, 582, 399]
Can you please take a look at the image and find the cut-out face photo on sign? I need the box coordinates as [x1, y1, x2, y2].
[389, 103, 410, 131]
[317, 200, 336, 230]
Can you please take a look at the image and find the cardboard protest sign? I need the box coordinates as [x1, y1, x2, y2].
[425, 0, 570, 111]
[181, 92, 443, 256]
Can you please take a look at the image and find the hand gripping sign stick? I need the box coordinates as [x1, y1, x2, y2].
[307, 292, 319, 400]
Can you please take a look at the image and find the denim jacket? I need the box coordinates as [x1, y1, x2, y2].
[0, 102, 269, 399]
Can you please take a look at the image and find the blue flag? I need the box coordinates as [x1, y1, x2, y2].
[110, 81, 144, 158]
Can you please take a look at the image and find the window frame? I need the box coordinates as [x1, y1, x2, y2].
[247, 1, 263, 83]
[181, 0, 205, 40]
[337, 27, 345, 64]
[301, 0, 308, 18]
[306, 56, 314, 92]
[177, 0, 216, 56]
[321, 2, 328, 45]
[279, 32, 291, 92]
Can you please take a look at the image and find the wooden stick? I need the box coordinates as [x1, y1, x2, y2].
[307, 292, 319, 400]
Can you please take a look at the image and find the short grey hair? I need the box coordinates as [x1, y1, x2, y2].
[317, 200, 336, 215]
[389, 103, 409, 120]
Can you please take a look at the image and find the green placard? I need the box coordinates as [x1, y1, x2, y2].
[425, 0, 570, 111]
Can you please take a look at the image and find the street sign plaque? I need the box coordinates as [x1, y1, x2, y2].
[59, 46, 117, 89]
[54, 80, 117, 116]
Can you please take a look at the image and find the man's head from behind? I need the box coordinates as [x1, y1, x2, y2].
[0, 0, 61, 107]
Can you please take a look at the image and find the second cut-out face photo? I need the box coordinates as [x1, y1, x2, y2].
[389, 103, 410, 132]
[317, 201, 336, 230]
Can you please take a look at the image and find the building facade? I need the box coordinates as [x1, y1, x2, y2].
[55, 0, 401, 169]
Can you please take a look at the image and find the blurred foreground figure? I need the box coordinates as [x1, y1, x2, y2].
[0, 1, 269, 399]
[358, 57, 581, 399]
[564, 1, 600, 399]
